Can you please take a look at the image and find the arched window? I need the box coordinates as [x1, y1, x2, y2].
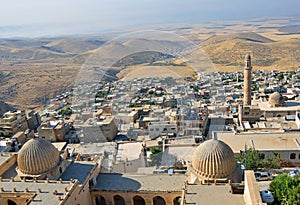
[114, 195, 125, 205]
[153, 196, 166, 205]
[173, 196, 181, 205]
[133, 195, 145, 205]
[7, 199, 17, 205]
[290, 153, 296, 159]
[95, 195, 106, 205]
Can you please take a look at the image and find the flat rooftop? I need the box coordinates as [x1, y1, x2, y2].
[116, 142, 143, 162]
[0, 179, 76, 205]
[214, 131, 300, 153]
[259, 101, 300, 111]
[52, 142, 67, 151]
[60, 161, 95, 184]
[67, 142, 116, 156]
[185, 184, 245, 205]
[94, 173, 185, 192]
[162, 146, 197, 166]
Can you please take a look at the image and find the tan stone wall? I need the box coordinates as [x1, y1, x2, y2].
[12, 132, 26, 144]
[260, 150, 300, 165]
[263, 110, 295, 118]
[38, 127, 56, 141]
[0, 192, 35, 205]
[243, 170, 266, 205]
[63, 183, 93, 205]
[91, 190, 182, 205]
[0, 154, 17, 176]
[63, 159, 102, 205]
[100, 120, 117, 141]
[0, 114, 28, 137]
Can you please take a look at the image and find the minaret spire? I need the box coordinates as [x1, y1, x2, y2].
[243, 54, 252, 105]
[245, 54, 251, 68]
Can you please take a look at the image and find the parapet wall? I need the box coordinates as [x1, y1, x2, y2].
[243, 170, 266, 205]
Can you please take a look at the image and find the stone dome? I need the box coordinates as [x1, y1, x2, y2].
[17, 138, 60, 175]
[269, 92, 285, 107]
[192, 139, 236, 179]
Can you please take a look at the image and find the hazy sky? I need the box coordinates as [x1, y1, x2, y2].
[0, 0, 299, 37]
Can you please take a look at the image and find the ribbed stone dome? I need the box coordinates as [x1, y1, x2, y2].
[17, 138, 60, 175]
[269, 92, 285, 107]
[192, 139, 236, 179]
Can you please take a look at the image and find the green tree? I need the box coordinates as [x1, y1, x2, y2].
[204, 100, 211, 104]
[277, 73, 284, 81]
[235, 148, 263, 171]
[234, 85, 242, 90]
[149, 147, 163, 166]
[270, 174, 300, 205]
[264, 153, 281, 169]
[59, 108, 72, 116]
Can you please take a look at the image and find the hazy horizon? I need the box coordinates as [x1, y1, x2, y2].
[0, 0, 300, 37]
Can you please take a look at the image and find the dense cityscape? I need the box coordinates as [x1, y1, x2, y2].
[0, 54, 299, 204]
[0, 1, 300, 205]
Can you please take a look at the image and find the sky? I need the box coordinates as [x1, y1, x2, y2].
[0, 0, 299, 37]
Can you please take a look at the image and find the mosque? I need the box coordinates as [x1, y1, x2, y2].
[0, 136, 264, 205]
[238, 53, 300, 125]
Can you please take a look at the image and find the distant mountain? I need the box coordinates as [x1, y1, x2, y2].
[0, 37, 105, 61]
[41, 38, 105, 54]
[201, 32, 275, 46]
[201, 32, 300, 70]
[0, 36, 192, 108]
[112, 51, 175, 67]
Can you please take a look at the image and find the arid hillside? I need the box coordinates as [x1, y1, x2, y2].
[0, 18, 300, 111]
[0, 37, 105, 109]
[201, 32, 300, 72]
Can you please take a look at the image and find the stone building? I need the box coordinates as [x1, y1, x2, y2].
[38, 121, 71, 142]
[215, 131, 300, 166]
[0, 137, 101, 205]
[75, 116, 118, 143]
[0, 111, 28, 137]
[26, 110, 41, 131]
[91, 139, 264, 205]
[0, 138, 264, 205]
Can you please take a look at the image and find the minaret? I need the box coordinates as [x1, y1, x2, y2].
[243, 54, 252, 105]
